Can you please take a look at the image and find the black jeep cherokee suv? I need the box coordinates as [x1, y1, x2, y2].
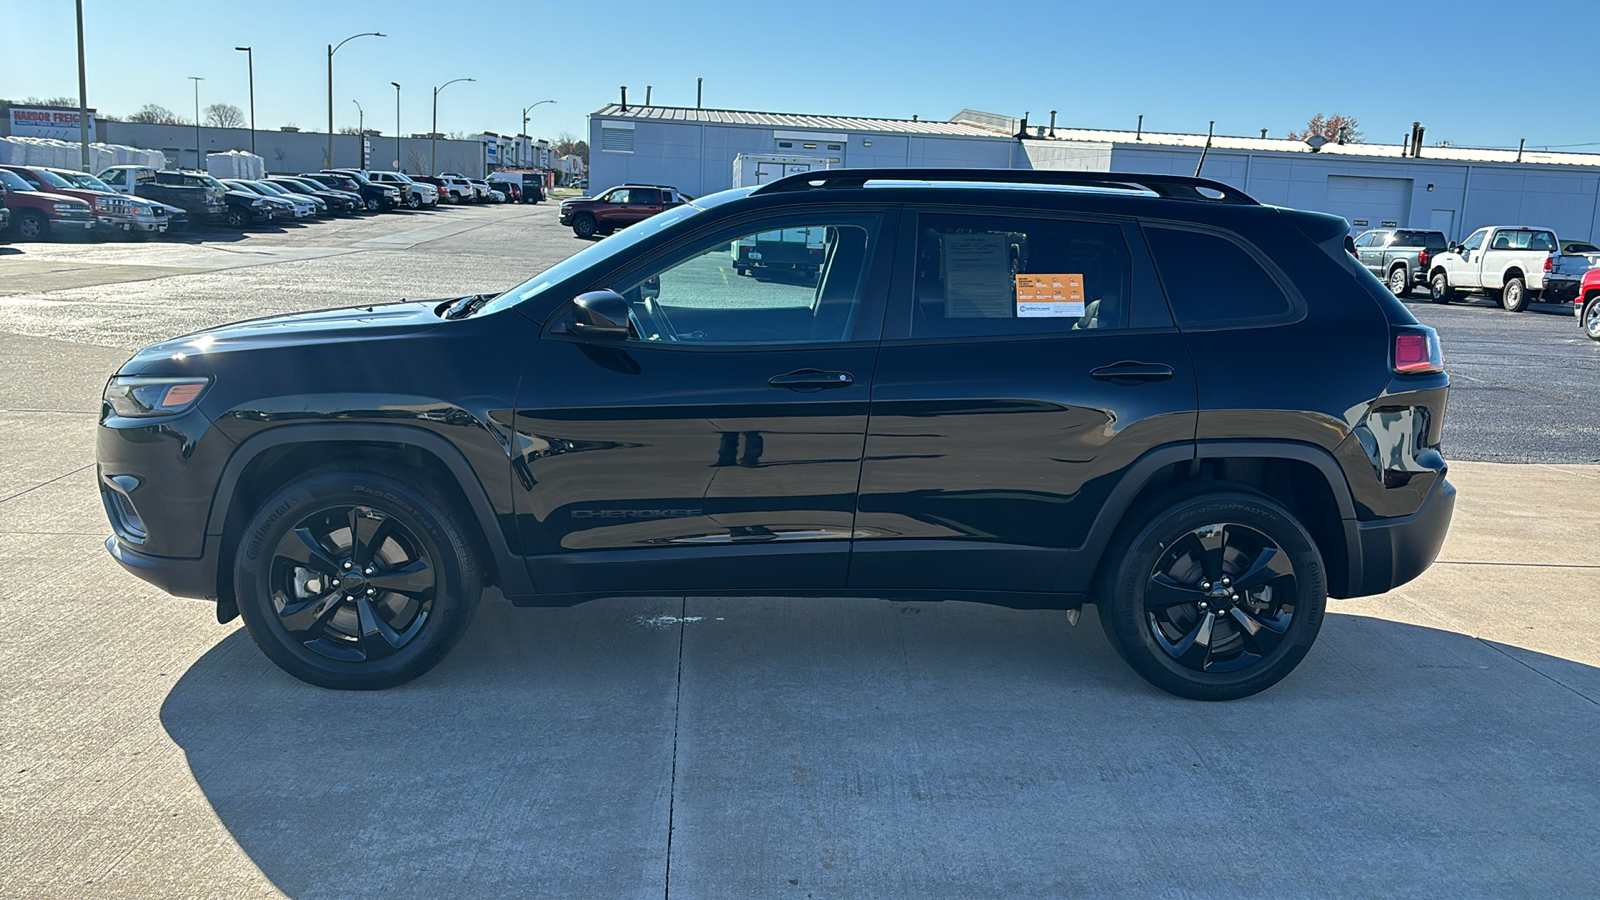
[98, 169, 1454, 699]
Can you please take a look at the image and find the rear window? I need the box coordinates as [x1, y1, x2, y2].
[1489, 230, 1557, 251]
[1394, 231, 1448, 250]
[1144, 227, 1294, 328]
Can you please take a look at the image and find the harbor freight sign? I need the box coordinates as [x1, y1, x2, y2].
[8, 107, 96, 140]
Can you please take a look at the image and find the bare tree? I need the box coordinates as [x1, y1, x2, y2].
[128, 103, 186, 125]
[204, 103, 246, 128]
[552, 132, 589, 165]
[406, 150, 429, 175]
[24, 95, 80, 108]
[337, 125, 363, 135]
[272, 147, 287, 170]
[1288, 114, 1362, 144]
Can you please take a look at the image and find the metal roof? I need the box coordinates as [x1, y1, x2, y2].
[591, 104, 1006, 139]
[1024, 126, 1600, 168]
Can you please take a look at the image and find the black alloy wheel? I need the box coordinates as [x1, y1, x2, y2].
[1501, 276, 1529, 312]
[573, 213, 597, 239]
[1098, 491, 1326, 700]
[234, 468, 481, 689]
[1429, 271, 1454, 303]
[1388, 266, 1411, 297]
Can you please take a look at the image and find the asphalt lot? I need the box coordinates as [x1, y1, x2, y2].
[1, 204, 1597, 898]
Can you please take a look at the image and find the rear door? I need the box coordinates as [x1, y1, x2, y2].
[513, 210, 896, 595]
[851, 207, 1197, 595]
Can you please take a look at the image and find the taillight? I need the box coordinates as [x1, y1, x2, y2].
[1544, 256, 1553, 273]
[1393, 327, 1444, 375]
[1418, 249, 1429, 268]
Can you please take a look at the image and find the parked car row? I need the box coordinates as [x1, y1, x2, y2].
[1354, 224, 1600, 316]
[0, 163, 510, 242]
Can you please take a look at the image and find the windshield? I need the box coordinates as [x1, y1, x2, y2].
[477, 189, 752, 317]
[66, 172, 114, 191]
[257, 182, 291, 195]
[383, 171, 414, 183]
[31, 169, 77, 189]
[0, 170, 33, 192]
[226, 181, 261, 194]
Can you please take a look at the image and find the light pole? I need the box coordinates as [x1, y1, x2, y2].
[188, 76, 204, 171]
[351, 100, 364, 168]
[327, 31, 384, 168]
[391, 82, 401, 170]
[75, 0, 89, 171]
[520, 99, 555, 167]
[431, 77, 474, 174]
[235, 46, 255, 156]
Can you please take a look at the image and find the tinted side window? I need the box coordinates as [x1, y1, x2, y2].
[1144, 227, 1293, 328]
[633, 188, 661, 204]
[909, 214, 1132, 338]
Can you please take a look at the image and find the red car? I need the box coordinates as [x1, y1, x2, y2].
[1576, 268, 1600, 341]
[0, 167, 94, 240]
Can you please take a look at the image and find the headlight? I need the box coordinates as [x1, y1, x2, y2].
[252, 199, 267, 208]
[103, 376, 211, 418]
[53, 203, 80, 213]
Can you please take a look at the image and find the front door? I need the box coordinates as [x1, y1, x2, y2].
[851, 209, 1198, 596]
[513, 210, 895, 595]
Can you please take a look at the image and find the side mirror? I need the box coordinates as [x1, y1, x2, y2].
[568, 290, 631, 339]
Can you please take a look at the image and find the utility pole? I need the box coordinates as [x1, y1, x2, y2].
[235, 47, 255, 155]
[188, 76, 204, 171]
[521, 99, 555, 168]
[75, 0, 90, 171]
[352, 100, 364, 168]
[431, 77, 475, 174]
[391, 83, 402, 170]
[327, 32, 384, 168]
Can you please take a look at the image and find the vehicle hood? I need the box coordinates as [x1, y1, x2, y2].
[121, 301, 447, 375]
[3, 188, 87, 207]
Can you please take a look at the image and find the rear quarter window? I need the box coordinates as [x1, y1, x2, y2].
[1143, 226, 1298, 329]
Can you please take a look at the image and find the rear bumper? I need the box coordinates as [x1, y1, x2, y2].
[1341, 477, 1456, 597]
[1544, 278, 1580, 304]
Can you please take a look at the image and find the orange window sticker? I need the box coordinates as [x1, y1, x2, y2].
[1015, 273, 1086, 317]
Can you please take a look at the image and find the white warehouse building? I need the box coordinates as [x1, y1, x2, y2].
[588, 104, 1600, 243]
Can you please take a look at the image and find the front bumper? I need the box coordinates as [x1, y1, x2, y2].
[106, 533, 222, 601]
[97, 214, 168, 233]
[1342, 476, 1457, 598]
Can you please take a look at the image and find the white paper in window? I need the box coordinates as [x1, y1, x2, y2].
[941, 233, 1013, 318]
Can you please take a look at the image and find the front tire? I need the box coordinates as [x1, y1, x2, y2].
[1096, 490, 1327, 701]
[1429, 271, 1454, 303]
[1583, 297, 1600, 341]
[224, 207, 249, 229]
[14, 210, 48, 240]
[365, 198, 381, 212]
[406, 194, 421, 210]
[233, 467, 482, 690]
[572, 213, 597, 239]
[1501, 276, 1529, 312]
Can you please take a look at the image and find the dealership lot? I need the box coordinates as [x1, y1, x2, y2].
[2, 203, 1597, 896]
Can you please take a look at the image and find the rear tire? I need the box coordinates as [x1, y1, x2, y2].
[1501, 276, 1529, 312]
[1429, 271, 1454, 303]
[1388, 266, 1412, 298]
[1583, 297, 1600, 341]
[233, 466, 482, 690]
[1096, 490, 1327, 701]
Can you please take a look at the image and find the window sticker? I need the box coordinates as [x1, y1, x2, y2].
[941, 233, 1014, 318]
[1015, 273, 1085, 317]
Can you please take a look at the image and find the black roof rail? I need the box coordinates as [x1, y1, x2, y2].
[751, 168, 1259, 205]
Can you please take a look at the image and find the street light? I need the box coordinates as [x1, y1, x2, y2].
[520, 99, 556, 167]
[75, 0, 89, 172]
[391, 82, 401, 171]
[188, 76, 204, 171]
[235, 46, 254, 155]
[351, 100, 364, 168]
[327, 31, 384, 168]
[431, 77, 474, 175]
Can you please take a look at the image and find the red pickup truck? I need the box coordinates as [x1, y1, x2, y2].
[1577, 268, 1600, 341]
[558, 184, 689, 238]
[0, 165, 168, 235]
[0, 168, 95, 240]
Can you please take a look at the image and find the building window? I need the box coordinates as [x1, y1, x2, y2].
[777, 141, 793, 148]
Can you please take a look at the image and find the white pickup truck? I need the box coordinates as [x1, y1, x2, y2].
[1426, 225, 1559, 311]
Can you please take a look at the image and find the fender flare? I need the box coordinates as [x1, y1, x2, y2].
[1060, 440, 1359, 593]
[204, 423, 531, 595]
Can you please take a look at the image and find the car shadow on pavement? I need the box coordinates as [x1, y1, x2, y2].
[159, 597, 1600, 898]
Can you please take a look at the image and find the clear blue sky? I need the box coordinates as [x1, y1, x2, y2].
[3, 0, 1597, 151]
